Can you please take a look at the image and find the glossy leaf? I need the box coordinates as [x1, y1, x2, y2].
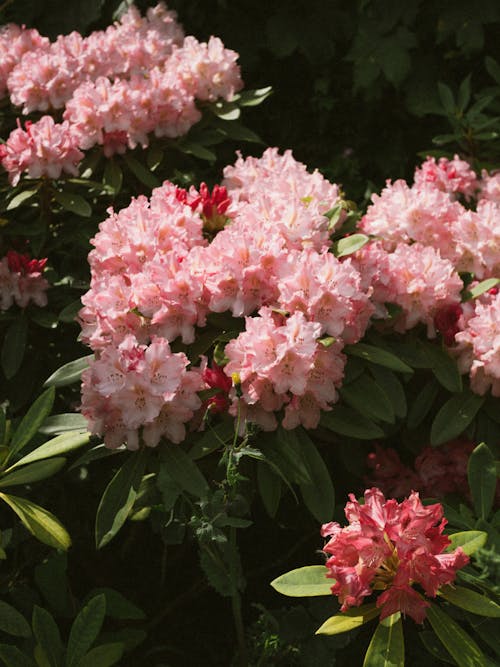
[430, 392, 485, 446]
[6, 189, 38, 210]
[78, 643, 124, 667]
[0, 645, 35, 667]
[123, 154, 160, 188]
[7, 431, 89, 470]
[0, 600, 31, 637]
[295, 428, 335, 522]
[1, 316, 27, 379]
[344, 343, 412, 373]
[464, 278, 500, 300]
[320, 407, 385, 439]
[426, 602, 487, 667]
[363, 612, 404, 667]
[159, 445, 208, 498]
[407, 380, 439, 429]
[0, 458, 66, 488]
[257, 463, 281, 518]
[316, 604, 380, 635]
[447, 530, 487, 556]
[103, 160, 122, 194]
[424, 344, 462, 393]
[44, 355, 93, 388]
[95, 448, 150, 549]
[334, 233, 369, 258]
[39, 414, 88, 435]
[271, 566, 332, 597]
[468, 442, 496, 520]
[58, 300, 82, 324]
[85, 588, 145, 620]
[0, 493, 71, 550]
[32, 606, 63, 667]
[9, 387, 55, 458]
[53, 190, 91, 217]
[370, 365, 407, 418]
[66, 594, 106, 667]
[340, 374, 395, 424]
[419, 630, 454, 664]
[440, 585, 500, 617]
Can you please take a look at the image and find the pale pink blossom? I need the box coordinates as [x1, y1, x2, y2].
[0, 116, 83, 185]
[0, 24, 49, 98]
[0, 251, 48, 310]
[452, 200, 500, 278]
[478, 169, 500, 204]
[322, 488, 469, 623]
[414, 155, 478, 200]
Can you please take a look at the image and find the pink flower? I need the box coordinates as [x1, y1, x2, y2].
[414, 155, 478, 200]
[0, 251, 49, 310]
[322, 488, 469, 623]
[0, 116, 83, 185]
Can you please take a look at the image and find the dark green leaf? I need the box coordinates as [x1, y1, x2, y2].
[363, 612, 404, 667]
[438, 82, 455, 113]
[103, 160, 122, 194]
[159, 446, 208, 498]
[457, 75, 471, 112]
[419, 631, 454, 664]
[1, 316, 27, 379]
[86, 588, 145, 620]
[123, 154, 160, 188]
[8, 431, 89, 469]
[215, 119, 263, 143]
[0, 645, 35, 667]
[95, 448, 150, 549]
[177, 141, 216, 161]
[344, 343, 412, 373]
[0, 458, 66, 488]
[32, 606, 63, 667]
[34, 553, 70, 616]
[66, 594, 106, 667]
[39, 414, 88, 435]
[468, 443, 496, 520]
[320, 407, 385, 439]
[189, 420, 234, 460]
[430, 392, 485, 446]
[369, 366, 407, 419]
[271, 566, 332, 597]
[0, 492, 71, 550]
[407, 380, 439, 429]
[44, 355, 93, 388]
[78, 643, 124, 667]
[58, 299, 82, 323]
[340, 374, 395, 424]
[235, 86, 273, 106]
[295, 428, 334, 522]
[0, 600, 31, 637]
[146, 144, 164, 171]
[10, 387, 55, 458]
[423, 344, 462, 393]
[426, 602, 487, 667]
[53, 191, 91, 217]
[257, 463, 281, 518]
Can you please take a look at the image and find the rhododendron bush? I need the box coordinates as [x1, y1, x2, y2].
[0, 4, 499, 665]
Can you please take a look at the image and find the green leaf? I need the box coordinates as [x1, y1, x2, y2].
[320, 406, 385, 439]
[430, 392, 485, 446]
[146, 144, 164, 171]
[103, 160, 122, 194]
[0, 458, 66, 488]
[468, 443, 496, 520]
[1, 316, 28, 379]
[344, 343, 412, 373]
[53, 191, 91, 217]
[85, 588, 145, 620]
[95, 448, 150, 549]
[440, 585, 500, 617]
[58, 299, 82, 324]
[32, 606, 63, 667]
[235, 86, 273, 106]
[0, 645, 35, 667]
[464, 278, 500, 301]
[7, 431, 90, 470]
[446, 530, 488, 556]
[159, 445, 208, 498]
[123, 154, 160, 188]
[363, 612, 404, 667]
[369, 366, 407, 419]
[334, 233, 370, 258]
[39, 414, 88, 435]
[407, 380, 439, 430]
[457, 75, 471, 112]
[29, 310, 58, 330]
[438, 82, 456, 114]
[34, 553, 70, 616]
[316, 604, 380, 635]
[426, 602, 487, 667]
[215, 120, 263, 144]
[340, 374, 395, 424]
[0, 407, 6, 446]
[177, 141, 216, 162]
[486, 56, 500, 85]
[189, 420, 234, 460]
[44, 355, 93, 388]
[257, 463, 281, 518]
[419, 630, 455, 664]
[6, 189, 38, 210]
[66, 594, 106, 667]
[294, 428, 334, 522]
[0, 493, 71, 550]
[209, 100, 241, 120]
[78, 643, 124, 667]
[9, 387, 55, 458]
[0, 600, 31, 637]
[271, 566, 332, 597]
[424, 344, 462, 393]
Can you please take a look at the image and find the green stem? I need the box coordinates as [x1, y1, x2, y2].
[230, 526, 248, 667]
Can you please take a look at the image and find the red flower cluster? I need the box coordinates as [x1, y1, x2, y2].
[321, 488, 468, 623]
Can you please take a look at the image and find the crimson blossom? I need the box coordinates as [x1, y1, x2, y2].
[321, 488, 469, 623]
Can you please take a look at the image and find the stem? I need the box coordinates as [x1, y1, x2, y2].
[230, 526, 248, 667]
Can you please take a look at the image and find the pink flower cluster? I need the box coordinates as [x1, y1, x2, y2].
[0, 3, 243, 182]
[0, 250, 49, 310]
[321, 488, 469, 623]
[366, 440, 475, 500]
[0, 117, 83, 186]
[80, 149, 368, 446]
